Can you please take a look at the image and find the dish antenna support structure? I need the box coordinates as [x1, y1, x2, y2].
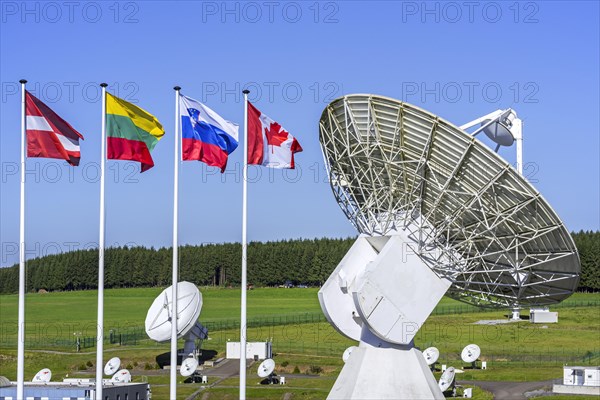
[460, 108, 523, 175]
[318, 95, 579, 399]
[461, 108, 525, 319]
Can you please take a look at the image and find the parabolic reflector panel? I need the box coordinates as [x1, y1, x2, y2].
[319, 94, 580, 307]
[145, 281, 203, 342]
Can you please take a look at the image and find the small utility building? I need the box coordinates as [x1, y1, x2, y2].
[553, 366, 600, 396]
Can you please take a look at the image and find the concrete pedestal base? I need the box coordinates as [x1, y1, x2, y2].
[327, 343, 444, 400]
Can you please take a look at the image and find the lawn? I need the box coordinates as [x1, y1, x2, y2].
[0, 288, 598, 399]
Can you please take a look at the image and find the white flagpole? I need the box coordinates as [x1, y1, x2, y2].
[239, 89, 250, 400]
[170, 86, 181, 400]
[16, 78, 27, 400]
[96, 83, 108, 400]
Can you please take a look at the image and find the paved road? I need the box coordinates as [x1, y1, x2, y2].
[459, 380, 554, 399]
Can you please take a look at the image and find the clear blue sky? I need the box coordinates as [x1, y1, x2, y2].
[1, 1, 598, 267]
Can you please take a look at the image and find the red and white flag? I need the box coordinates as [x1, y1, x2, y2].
[25, 91, 84, 166]
[247, 101, 302, 169]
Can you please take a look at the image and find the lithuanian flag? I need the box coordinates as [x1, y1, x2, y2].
[106, 93, 165, 172]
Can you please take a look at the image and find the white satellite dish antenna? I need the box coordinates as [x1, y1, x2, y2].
[145, 281, 208, 357]
[180, 357, 199, 377]
[110, 369, 131, 383]
[257, 358, 276, 384]
[258, 358, 275, 378]
[104, 357, 121, 376]
[343, 346, 358, 363]
[422, 347, 440, 369]
[32, 368, 51, 383]
[318, 94, 579, 399]
[438, 367, 456, 392]
[461, 344, 481, 368]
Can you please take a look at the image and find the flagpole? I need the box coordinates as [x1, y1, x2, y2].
[170, 86, 181, 400]
[239, 89, 250, 400]
[96, 83, 108, 400]
[16, 78, 27, 400]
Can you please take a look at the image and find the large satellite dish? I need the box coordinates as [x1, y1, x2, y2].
[318, 94, 580, 400]
[319, 94, 579, 308]
[104, 357, 121, 376]
[145, 281, 208, 357]
[32, 368, 51, 383]
[180, 357, 199, 377]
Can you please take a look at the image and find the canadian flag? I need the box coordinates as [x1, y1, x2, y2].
[247, 102, 302, 169]
[25, 91, 84, 166]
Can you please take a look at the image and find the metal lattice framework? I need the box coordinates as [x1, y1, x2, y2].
[319, 94, 580, 308]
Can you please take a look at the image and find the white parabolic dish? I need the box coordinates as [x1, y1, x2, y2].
[145, 281, 203, 342]
[438, 367, 455, 392]
[32, 368, 51, 383]
[343, 346, 358, 363]
[111, 369, 131, 383]
[180, 357, 199, 377]
[319, 94, 580, 308]
[461, 344, 481, 363]
[422, 347, 440, 365]
[104, 357, 121, 376]
[257, 359, 275, 378]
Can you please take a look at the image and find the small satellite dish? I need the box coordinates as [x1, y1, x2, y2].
[110, 369, 131, 383]
[438, 367, 455, 392]
[180, 357, 199, 377]
[422, 347, 439, 366]
[32, 368, 52, 383]
[104, 357, 121, 376]
[257, 359, 275, 378]
[461, 344, 481, 364]
[342, 346, 357, 363]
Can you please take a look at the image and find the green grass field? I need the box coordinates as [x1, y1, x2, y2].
[0, 288, 598, 399]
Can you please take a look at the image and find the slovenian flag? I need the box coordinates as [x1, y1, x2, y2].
[247, 101, 302, 169]
[25, 91, 84, 166]
[179, 94, 239, 172]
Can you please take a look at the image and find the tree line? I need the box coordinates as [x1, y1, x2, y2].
[0, 232, 598, 294]
[572, 230, 600, 291]
[0, 238, 354, 294]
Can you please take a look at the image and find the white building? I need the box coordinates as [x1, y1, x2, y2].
[553, 366, 600, 396]
[529, 307, 558, 323]
[226, 341, 272, 360]
[0, 380, 150, 400]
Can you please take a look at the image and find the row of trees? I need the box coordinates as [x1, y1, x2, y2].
[0, 238, 354, 294]
[0, 232, 598, 294]
[572, 230, 600, 291]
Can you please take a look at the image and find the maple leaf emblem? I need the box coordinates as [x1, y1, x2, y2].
[264, 122, 289, 147]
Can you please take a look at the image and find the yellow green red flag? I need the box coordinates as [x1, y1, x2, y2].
[106, 93, 165, 172]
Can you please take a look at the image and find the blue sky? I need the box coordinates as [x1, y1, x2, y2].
[1, 1, 598, 267]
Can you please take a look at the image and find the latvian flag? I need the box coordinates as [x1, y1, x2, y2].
[247, 102, 302, 169]
[25, 91, 84, 166]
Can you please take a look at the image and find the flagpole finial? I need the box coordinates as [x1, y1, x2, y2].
[100, 83, 108, 88]
[242, 89, 250, 95]
[19, 79, 27, 84]
[174, 86, 181, 91]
